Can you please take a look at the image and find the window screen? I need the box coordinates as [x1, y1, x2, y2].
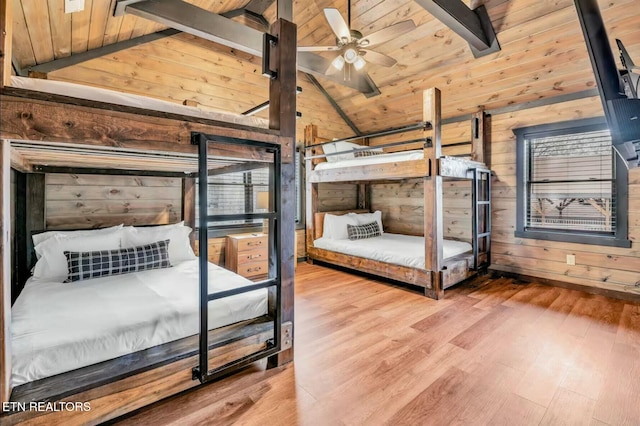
[525, 129, 615, 233]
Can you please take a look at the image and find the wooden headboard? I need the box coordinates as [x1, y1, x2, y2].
[313, 209, 369, 240]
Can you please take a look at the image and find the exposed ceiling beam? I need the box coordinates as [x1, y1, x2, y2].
[28, 29, 180, 75]
[305, 74, 361, 135]
[415, 0, 500, 58]
[115, 0, 380, 97]
[245, 0, 276, 16]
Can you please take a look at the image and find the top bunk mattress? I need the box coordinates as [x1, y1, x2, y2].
[314, 150, 424, 170]
[313, 233, 472, 269]
[9, 76, 269, 129]
[11, 259, 268, 387]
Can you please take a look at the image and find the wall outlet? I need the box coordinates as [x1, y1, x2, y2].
[566, 254, 576, 266]
[65, 0, 85, 14]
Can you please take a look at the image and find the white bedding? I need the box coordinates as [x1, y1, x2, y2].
[313, 233, 472, 269]
[11, 260, 268, 387]
[10, 76, 269, 129]
[314, 150, 424, 170]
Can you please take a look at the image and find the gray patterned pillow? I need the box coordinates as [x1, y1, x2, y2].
[354, 149, 384, 158]
[64, 240, 171, 282]
[347, 221, 381, 240]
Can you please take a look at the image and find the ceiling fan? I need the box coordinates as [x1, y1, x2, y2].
[298, 1, 416, 80]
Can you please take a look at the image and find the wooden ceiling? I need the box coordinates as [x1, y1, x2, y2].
[10, 0, 640, 136]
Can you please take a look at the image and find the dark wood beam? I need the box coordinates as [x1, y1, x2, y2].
[115, 0, 380, 96]
[267, 18, 296, 367]
[245, 0, 276, 15]
[305, 74, 361, 135]
[415, 0, 500, 58]
[27, 29, 180, 75]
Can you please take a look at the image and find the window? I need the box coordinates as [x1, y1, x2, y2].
[196, 166, 271, 236]
[515, 117, 630, 247]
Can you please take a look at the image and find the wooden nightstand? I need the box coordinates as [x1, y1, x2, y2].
[225, 233, 268, 279]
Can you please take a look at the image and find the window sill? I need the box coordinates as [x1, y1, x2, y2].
[514, 229, 632, 248]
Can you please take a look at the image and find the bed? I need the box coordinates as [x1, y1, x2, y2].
[304, 90, 492, 299]
[313, 234, 472, 269]
[11, 259, 267, 387]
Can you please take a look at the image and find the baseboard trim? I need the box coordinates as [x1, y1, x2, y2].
[490, 270, 640, 303]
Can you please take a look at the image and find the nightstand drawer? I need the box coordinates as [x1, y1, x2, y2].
[237, 261, 268, 278]
[237, 236, 267, 251]
[237, 248, 268, 265]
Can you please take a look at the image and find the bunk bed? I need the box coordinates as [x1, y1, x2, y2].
[0, 18, 297, 425]
[305, 88, 491, 300]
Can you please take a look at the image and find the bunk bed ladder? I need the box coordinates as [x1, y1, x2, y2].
[472, 167, 492, 271]
[191, 132, 283, 384]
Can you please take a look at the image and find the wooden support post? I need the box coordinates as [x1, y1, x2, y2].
[267, 18, 297, 368]
[304, 126, 318, 264]
[1, 140, 12, 403]
[423, 88, 444, 299]
[182, 178, 196, 247]
[471, 110, 486, 164]
[13, 172, 44, 306]
[0, 0, 12, 88]
[357, 184, 370, 211]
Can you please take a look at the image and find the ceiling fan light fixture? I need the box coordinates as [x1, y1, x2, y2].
[344, 47, 359, 63]
[331, 55, 346, 70]
[354, 56, 366, 71]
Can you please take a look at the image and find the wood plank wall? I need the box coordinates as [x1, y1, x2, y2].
[44, 174, 182, 230]
[370, 179, 472, 242]
[490, 96, 640, 295]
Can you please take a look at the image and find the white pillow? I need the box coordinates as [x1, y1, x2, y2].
[32, 224, 124, 252]
[122, 222, 195, 265]
[322, 213, 358, 240]
[351, 211, 384, 234]
[33, 230, 123, 282]
[324, 141, 362, 162]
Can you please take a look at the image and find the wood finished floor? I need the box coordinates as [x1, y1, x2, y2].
[113, 263, 640, 426]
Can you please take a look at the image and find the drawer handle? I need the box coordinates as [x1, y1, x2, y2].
[247, 254, 262, 259]
[247, 241, 262, 246]
[247, 266, 262, 273]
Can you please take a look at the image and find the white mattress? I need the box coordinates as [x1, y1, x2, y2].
[10, 76, 269, 129]
[314, 150, 424, 170]
[11, 260, 268, 387]
[313, 233, 472, 269]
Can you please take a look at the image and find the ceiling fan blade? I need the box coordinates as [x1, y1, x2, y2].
[297, 46, 342, 52]
[298, 51, 381, 97]
[361, 49, 397, 67]
[360, 20, 416, 47]
[324, 8, 351, 41]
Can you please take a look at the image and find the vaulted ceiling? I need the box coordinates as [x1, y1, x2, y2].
[10, 0, 640, 138]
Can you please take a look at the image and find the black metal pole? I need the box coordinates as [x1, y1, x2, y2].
[306, 122, 431, 147]
[196, 133, 209, 381]
[574, 0, 624, 121]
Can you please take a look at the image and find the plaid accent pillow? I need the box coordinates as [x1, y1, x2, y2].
[347, 221, 381, 240]
[64, 240, 172, 282]
[354, 149, 384, 158]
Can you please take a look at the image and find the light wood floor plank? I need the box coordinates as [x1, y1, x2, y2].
[111, 264, 640, 426]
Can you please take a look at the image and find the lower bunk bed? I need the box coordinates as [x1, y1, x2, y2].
[4, 224, 274, 425]
[307, 210, 478, 298]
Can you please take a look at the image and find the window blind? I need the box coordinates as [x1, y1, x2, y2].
[526, 129, 615, 233]
[196, 166, 271, 229]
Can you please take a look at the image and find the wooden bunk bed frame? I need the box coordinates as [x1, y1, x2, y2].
[0, 12, 297, 425]
[304, 88, 491, 300]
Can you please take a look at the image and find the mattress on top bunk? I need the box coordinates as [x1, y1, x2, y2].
[314, 149, 424, 170]
[313, 233, 472, 269]
[10, 259, 268, 387]
[9, 76, 269, 129]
